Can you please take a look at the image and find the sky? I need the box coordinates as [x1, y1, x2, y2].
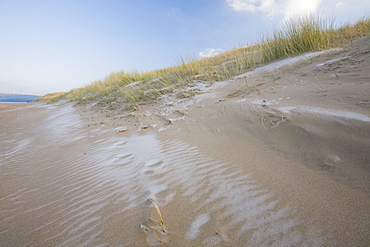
[0, 0, 369, 95]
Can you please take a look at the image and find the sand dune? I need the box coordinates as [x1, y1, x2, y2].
[1, 36, 369, 246]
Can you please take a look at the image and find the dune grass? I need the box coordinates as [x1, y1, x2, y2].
[33, 92, 68, 104]
[49, 16, 369, 109]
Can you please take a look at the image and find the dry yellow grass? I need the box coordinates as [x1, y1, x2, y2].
[33, 92, 67, 104]
[47, 16, 369, 110]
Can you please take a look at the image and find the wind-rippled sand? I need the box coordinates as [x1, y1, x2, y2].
[1, 36, 370, 246]
[1, 104, 321, 246]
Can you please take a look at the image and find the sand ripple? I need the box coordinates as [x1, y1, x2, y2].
[0, 105, 324, 246]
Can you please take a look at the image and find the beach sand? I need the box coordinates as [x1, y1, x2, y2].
[1, 36, 369, 246]
[0, 103, 30, 111]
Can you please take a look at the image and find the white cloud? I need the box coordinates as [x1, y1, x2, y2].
[199, 48, 224, 58]
[283, 0, 322, 20]
[226, 0, 323, 20]
[335, 2, 345, 8]
[226, 0, 279, 17]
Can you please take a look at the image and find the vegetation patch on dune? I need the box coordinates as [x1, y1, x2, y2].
[46, 16, 370, 110]
[33, 92, 67, 104]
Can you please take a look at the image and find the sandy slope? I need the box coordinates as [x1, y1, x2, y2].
[1, 36, 369, 246]
[156, 35, 370, 246]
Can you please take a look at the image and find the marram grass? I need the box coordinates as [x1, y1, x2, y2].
[33, 92, 67, 104]
[46, 16, 369, 109]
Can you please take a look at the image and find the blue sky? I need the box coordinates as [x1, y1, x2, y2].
[0, 0, 369, 95]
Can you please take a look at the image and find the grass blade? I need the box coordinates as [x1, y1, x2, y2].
[148, 198, 167, 233]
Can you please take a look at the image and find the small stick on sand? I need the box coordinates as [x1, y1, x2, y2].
[264, 115, 275, 126]
[148, 199, 167, 233]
